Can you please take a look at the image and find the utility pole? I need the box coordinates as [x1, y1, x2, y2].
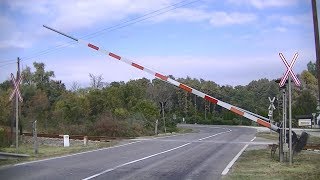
[312, 0, 320, 108]
[16, 57, 20, 150]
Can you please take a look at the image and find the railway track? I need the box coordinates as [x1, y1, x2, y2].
[22, 132, 320, 150]
[304, 143, 320, 151]
[22, 132, 132, 141]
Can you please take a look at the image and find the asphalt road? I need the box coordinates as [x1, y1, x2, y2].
[0, 125, 258, 180]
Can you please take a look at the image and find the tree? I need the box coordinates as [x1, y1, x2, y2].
[23, 90, 50, 130]
[32, 62, 55, 90]
[293, 89, 317, 116]
[307, 61, 317, 77]
[0, 89, 11, 126]
[89, 73, 105, 89]
[300, 70, 318, 97]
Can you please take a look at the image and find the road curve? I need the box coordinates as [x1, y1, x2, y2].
[0, 125, 257, 180]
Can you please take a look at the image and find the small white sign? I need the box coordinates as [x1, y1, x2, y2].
[298, 119, 311, 126]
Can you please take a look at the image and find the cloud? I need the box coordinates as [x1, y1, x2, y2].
[209, 12, 257, 26]
[152, 8, 257, 26]
[227, 0, 298, 9]
[5, 0, 258, 34]
[267, 13, 312, 27]
[5, 0, 174, 32]
[274, 26, 287, 32]
[0, 16, 32, 49]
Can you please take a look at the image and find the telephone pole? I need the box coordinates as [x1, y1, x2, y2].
[16, 57, 20, 150]
[312, 0, 320, 107]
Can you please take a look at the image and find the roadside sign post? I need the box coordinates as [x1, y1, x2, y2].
[279, 52, 300, 165]
[288, 75, 293, 165]
[268, 97, 276, 134]
[33, 120, 38, 154]
[281, 88, 287, 162]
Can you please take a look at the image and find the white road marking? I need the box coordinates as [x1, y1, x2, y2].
[82, 143, 191, 180]
[82, 128, 231, 179]
[13, 141, 141, 167]
[221, 136, 256, 175]
[13, 133, 184, 167]
[198, 129, 232, 141]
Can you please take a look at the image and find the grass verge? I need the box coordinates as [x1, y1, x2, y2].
[223, 149, 320, 180]
[0, 141, 117, 167]
[177, 127, 193, 133]
[224, 132, 320, 180]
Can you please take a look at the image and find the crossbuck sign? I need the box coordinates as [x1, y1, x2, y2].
[268, 97, 276, 117]
[279, 53, 301, 87]
[9, 73, 23, 102]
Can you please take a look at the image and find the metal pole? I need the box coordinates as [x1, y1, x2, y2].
[284, 89, 287, 146]
[280, 88, 286, 162]
[288, 76, 293, 165]
[162, 102, 166, 133]
[311, 0, 320, 106]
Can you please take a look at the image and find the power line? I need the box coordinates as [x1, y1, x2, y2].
[81, 0, 200, 40]
[0, 61, 16, 68]
[0, 0, 201, 67]
[0, 59, 17, 64]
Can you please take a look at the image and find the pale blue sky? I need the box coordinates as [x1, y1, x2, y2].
[0, 0, 318, 88]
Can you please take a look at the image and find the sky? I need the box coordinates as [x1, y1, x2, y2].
[0, 0, 319, 89]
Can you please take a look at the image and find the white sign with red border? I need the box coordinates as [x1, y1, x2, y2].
[279, 53, 301, 87]
[9, 73, 23, 102]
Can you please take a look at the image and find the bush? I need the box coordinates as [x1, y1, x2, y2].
[0, 127, 10, 147]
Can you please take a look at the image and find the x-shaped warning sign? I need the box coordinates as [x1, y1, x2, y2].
[268, 97, 276, 110]
[279, 53, 301, 87]
[9, 73, 23, 102]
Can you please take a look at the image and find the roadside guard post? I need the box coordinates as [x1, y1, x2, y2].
[63, 135, 70, 147]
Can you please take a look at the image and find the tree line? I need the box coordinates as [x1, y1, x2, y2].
[0, 61, 318, 141]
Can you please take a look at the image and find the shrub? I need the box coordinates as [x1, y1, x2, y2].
[0, 127, 10, 147]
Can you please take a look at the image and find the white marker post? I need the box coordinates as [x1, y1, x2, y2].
[279, 53, 300, 165]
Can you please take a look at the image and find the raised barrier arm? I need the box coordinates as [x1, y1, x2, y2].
[43, 25, 279, 133]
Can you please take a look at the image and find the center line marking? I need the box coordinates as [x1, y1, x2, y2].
[82, 143, 191, 180]
[198, 129, 232, 141]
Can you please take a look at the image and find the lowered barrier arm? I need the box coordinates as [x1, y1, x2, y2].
[43, 25, 278, 132]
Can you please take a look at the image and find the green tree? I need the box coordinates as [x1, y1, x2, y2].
[307, 61, 317, 77]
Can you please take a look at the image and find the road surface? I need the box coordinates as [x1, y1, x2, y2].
[0, 125, 261, 180]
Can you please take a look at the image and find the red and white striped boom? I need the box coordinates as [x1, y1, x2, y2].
[43, 25, 279, 132]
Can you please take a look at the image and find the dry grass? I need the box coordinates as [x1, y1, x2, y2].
[224, 149, 320, 180]
[0, 141, 117, 166]
[224, 131, 320, 180]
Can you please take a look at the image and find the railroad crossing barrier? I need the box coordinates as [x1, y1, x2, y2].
[43, 25, 309, 157]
